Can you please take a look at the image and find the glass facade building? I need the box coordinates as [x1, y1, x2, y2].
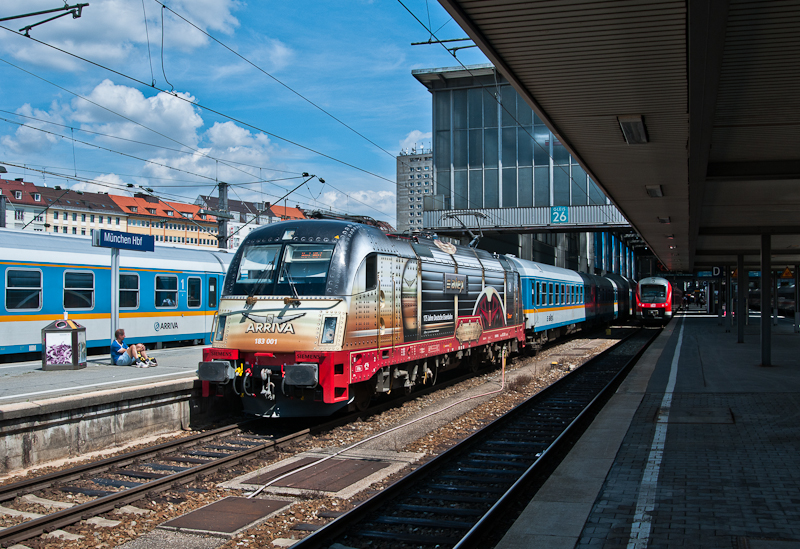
[423, 66, 608, 213]
[413, 64, 633, 275]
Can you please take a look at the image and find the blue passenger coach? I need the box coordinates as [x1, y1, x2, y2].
[0, 230, 230, 357]
[507, 257, 630, 350]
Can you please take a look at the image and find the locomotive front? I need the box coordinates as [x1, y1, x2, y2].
[635, 276, 673, 322]
[198, 220, 368, 417]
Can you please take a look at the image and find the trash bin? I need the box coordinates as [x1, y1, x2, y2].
[41, 319, 87, 371]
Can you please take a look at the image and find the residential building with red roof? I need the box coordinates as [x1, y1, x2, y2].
[268, 203, 305, 221]
[109, 193, 218, 247]
[1, 178, 126, 235]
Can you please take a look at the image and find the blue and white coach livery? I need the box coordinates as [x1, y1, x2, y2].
[0, 230, 230, 358]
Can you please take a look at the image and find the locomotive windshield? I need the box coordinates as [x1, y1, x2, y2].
[640, 284, 667, 303]
[233, 243, 335, 296]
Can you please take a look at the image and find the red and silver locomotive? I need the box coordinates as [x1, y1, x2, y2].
[199, 220, 525, 417]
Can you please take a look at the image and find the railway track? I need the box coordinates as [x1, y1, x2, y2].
[0, 356, 507, 548]
[290, 327, 658, 549]
[0, 422, 305, 547]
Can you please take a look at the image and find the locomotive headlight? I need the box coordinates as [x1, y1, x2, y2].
[214, 315, 227, 341]
[320, 317, 337, 344]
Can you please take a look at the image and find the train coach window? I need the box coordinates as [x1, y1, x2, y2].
[119, 274, 139, 309]
[208, 277, 217, 308]
[64, 271, 94, 309]
[548, 282, 553, 306]
[188, 277, 201, 308]
[6, 269, 42, 310]
[156, 275, 178, 307]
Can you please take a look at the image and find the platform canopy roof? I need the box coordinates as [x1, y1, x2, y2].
[437, 0, 800, 271]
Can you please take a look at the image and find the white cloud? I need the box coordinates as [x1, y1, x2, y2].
[317, 188, 395, 219]
[71, 173, 129, 194]
[71, 80, 204, 150]
[399, 130, 432, 153]
[143, 121, 277, 190]
[0, 103, 65, 154]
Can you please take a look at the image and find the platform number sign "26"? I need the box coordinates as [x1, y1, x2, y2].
[551, 206, 569, 224]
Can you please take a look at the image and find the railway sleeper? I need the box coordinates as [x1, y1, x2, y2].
[426, 483, 507, 494]
[443, 471, 520, 481]
[413, 492, 496, 504]
[454, 459, 528, 469]
[394, 504, 483, 517]
[353, 529, 462, 545]
[374, 515, 473, 530]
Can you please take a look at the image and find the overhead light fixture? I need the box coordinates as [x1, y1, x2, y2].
[657, 216, 671, 224]
[669, 245, 677, 249]
[618, 115, 649, 144]
[645, 185, 663, 197]
[665, 234, 674, 239]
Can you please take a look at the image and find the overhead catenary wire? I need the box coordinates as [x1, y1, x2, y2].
[141, 0, 156, 86]
[153, 0, 428, 192]
[1, 21, 402, 224]
[0, 154, 365, 222]
[0, 27, 400, 189]
[0, 108, 299, 178]
[0, 106, 372, 216]
[0, 57, 299, 185]
[2, 160, 228, 238]
[0, 16, 406, 224]
[154, 0, 401, 164]
[159, 5, 174, 92]
[0, 112, 396, 222]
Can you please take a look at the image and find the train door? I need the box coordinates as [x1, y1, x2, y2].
[205, 276, 218, 342]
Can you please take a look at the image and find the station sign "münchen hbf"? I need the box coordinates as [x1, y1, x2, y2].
[92, 229, 154, 252]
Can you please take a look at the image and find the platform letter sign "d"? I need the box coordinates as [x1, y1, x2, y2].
[551, 206, 569, 224]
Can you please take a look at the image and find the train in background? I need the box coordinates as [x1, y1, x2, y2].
[198, 220, 636, 418]
[0, 229, 231, 360]
[635, 276, 683, 323]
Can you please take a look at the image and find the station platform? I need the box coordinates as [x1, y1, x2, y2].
[0, 345, 202, 407]
[497, 311, 800, 549]
[0, 345, 211, 475]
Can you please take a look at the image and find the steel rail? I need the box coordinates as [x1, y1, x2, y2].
[0, 428, 310, 548]
[290, 327, 657, 549]
[0, 363, 489, 547]
[454, 328, 658, 548]
[0, 326, 615, 547]
[0, 422, 249, 504]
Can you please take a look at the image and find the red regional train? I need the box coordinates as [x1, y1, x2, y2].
[635, 276, 683, 323]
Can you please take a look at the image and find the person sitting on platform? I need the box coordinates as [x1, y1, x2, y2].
[111, 328, 153, 367]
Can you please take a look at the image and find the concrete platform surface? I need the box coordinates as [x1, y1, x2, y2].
[497, 311, 800, 549]
[0, 345, 203, 408]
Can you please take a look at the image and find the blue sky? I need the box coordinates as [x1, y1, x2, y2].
[0, 0, 489, 225]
